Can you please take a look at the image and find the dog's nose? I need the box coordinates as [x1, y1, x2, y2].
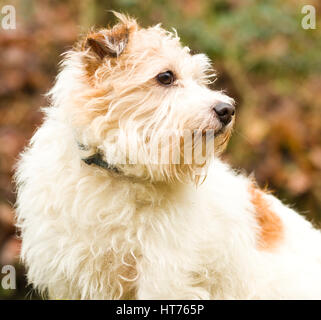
[213, 102, 235, 126]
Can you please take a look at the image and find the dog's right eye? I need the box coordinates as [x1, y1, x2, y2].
[156, 71, 174, 86]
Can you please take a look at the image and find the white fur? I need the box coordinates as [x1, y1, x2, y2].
[15, 16, 321, 300]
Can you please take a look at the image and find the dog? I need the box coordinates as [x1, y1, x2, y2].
[15, 12, 321, 299]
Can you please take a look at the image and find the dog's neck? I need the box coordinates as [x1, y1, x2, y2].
[82, 153, 121, 174]
[77, 142, 121, 174]
[77, 142, 206, 184]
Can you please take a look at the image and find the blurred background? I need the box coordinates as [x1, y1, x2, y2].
[0, 0, 320, 299]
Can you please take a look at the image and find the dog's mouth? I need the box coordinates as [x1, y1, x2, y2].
[199, 112, 233, 140]
[200, 124, 226, 139]
[201, 127, 223, 138]
[213, 127, 226, 137]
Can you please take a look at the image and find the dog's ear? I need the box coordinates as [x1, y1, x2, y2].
[85, 13, 137, 59]
[85, 28, 128, 59]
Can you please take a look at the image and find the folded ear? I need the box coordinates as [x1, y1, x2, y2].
[85, 13, 137, 59]
[86, 27, 128, 59]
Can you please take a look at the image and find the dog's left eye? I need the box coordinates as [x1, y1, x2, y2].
[156, 71, 174, 86]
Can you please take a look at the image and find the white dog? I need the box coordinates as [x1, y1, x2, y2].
[15, 13, 321, 299]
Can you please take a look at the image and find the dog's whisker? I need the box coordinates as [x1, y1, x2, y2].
[233, 128, 256, 147]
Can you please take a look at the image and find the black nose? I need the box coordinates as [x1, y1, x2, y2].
[213, 102, 235, 125]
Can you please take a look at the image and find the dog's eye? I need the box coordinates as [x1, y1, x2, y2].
[156, 71, 174, 86]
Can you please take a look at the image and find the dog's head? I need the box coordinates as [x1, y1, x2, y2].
[51, 12, 235, 183]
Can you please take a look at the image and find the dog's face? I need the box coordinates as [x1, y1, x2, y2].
[58, 13, 235, 182]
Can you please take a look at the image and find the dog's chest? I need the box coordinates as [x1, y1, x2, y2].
[93, 181, 196, 298]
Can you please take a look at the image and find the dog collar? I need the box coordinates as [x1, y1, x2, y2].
[78, 142, 120, 174]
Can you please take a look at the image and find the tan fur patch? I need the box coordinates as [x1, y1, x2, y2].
[117, 252, 138, 299]
[250, 185, 283, 250]
[105, 250, 138, 299]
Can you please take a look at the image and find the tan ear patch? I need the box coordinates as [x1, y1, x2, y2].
[82, 13, 138, 78]
[85, 24, 130, 59]
[84, 13, 137, 60]
[249, 185, 283, 250]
